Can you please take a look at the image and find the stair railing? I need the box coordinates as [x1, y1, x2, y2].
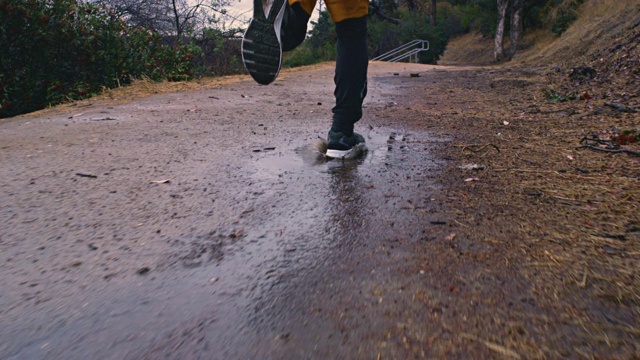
[372, 40, 430, 63]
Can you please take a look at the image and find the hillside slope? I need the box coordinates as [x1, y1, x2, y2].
[440, 0, 640, 69]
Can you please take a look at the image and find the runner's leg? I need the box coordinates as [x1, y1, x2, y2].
[330, 15, 368, 136]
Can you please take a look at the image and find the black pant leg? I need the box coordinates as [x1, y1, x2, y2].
[331, 15, 368, 136]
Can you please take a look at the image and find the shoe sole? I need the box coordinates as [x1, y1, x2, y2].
[325, 143, 367, 160]
[241, 0, 286, 85]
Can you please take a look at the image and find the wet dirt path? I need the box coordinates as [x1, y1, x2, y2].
[1, 62, 459, 359]
[8, 62, 611, 359]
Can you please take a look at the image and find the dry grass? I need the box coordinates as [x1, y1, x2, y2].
[27, 62, 336, 118]
[24, 74, 244, 118]
[439, 32, 496, 65]
[99, 75, 241, 101]
[524, 0, 640, 66]
[96, 62, 333, 104]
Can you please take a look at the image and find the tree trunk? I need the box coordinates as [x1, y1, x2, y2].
[172, 0, 181, 44]
[406, 0, 417, 11]
[509, 0, 524, 59]
[494, 0, 508, 62]
[429, 0, 436, 27]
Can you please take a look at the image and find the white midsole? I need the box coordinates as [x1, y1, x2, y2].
[325, 144, 367, 159]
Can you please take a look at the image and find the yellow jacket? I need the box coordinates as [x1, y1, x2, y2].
[292, 0, 368, 23]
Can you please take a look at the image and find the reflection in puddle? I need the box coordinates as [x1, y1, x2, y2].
[246, 125, 447, 287]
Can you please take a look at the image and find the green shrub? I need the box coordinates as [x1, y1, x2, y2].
[0, 0, 201, 118]
[283, 10, 337, 68]
[194, 28, 244, 76]
[542, 0, 585, 35]
[283, 44, 315, 68]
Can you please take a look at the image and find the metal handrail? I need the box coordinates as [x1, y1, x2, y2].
[372, 39, 430, 63]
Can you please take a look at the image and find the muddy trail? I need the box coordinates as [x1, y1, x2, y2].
[1, 62, 638, 359]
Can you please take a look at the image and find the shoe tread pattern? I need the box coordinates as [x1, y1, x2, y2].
[241, 0, 285, 85]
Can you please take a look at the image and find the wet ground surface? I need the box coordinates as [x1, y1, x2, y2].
[1, 63, 455, 359]
[3, 61, 639, 359]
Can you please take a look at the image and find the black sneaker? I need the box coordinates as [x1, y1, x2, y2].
[242, 0, 287, 85]
[326, 131, 367, 159]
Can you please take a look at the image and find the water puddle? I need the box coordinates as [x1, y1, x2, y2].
[253, 127, 432, 173]
[244, 125, 447, 280]
[5, 126, 448, 360]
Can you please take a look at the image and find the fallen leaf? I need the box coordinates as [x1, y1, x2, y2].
[445, 233, 457, 241]
[464, 177, 480, 182]
[460, 164, 485, 171]
[150, 179, 171, 184]
[580, 92, 592, 100]
[503, 121, 510, 125]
